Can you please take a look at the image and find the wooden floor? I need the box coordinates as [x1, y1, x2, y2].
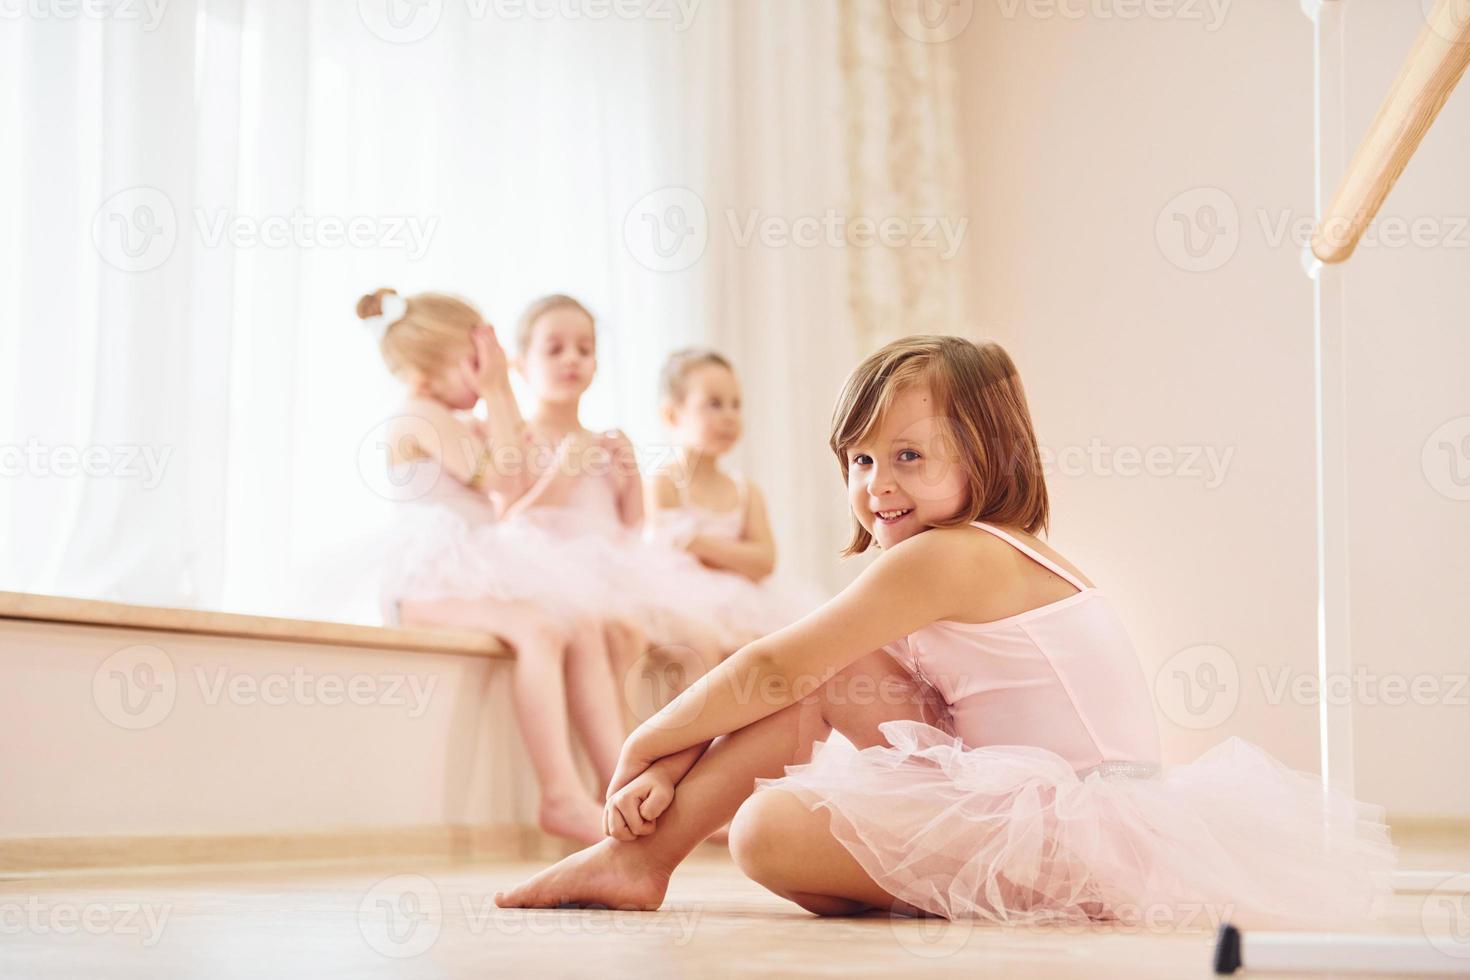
[1, 839, 1465, 979]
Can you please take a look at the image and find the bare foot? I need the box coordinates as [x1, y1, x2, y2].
[538, 794, 604, 847]
[494, 837, 672, 910]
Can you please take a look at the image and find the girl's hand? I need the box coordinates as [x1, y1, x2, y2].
[554, 428, 598, 463]
[599, 429, 638, 479]
[603, 768, 675, 840]
[535, 428, 596, 485]
[607, 736, 656, 799]
[460, 324, 511, 396]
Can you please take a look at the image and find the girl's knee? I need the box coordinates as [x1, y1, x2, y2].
[728, 790, 790, 885]
[730, 792, 868, 917]
[817, 652, 938, 744]
[786, 890, 870, 917]
[605, 618, 646, 654]
[501, 613, 567, 658]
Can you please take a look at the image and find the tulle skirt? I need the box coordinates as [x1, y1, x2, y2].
[755, 720, 1397, 930]
[644, 517, 829, 646]
[635, 558, 828, 651]
[379, 505, 608, 625]
[501, 503, 830, 652]
[380, 503, 806, 651]
[514, 519, 780, 652]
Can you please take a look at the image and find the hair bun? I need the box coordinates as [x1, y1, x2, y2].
[356, 288, 398, 320]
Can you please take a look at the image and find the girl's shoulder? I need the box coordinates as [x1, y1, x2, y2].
[645, 467, 684, 508]
[888, 523, 990, 565]
[909, 523, 1098, 617]
[645, 465, 753, 512]
[396, 393, 462, 427]
[385, 396, 476, 461]
[861, 526, 1097, 644]
[399, 391, 444, 413]
[877, 524, 1021, 593]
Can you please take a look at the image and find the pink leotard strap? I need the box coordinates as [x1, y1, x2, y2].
[970, 521, 1089, 592]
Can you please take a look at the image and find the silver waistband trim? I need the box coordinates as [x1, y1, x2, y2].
[1077, 760, 1160, 780]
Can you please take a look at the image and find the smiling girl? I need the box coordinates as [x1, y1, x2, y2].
[495, 335, 1395, 929]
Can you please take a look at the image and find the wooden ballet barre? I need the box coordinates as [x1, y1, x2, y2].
[1311, 0, 1470, 264]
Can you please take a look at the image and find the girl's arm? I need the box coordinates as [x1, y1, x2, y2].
[606, 526, 981, 794]
[643, 471, 687, 540]
[604, 430, 644, 530]
[388, 399, 500, 495]
[458, 326, 535, 499]
[643, 741, 709, 786]
[685, 483, 777, 581]
[496, 432, 577, 520]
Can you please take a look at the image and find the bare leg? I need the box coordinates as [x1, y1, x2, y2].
[729, 789, 927, 916]
[734, 785, 1061, 919]
[495, 647, 933, 909]
[604, 618, 646, 734]
[494, 694, 827, 909]
[812, 646, 950, 749]
[730, 650, 949, 916]
[399, 597, 602, 846]
[616, 635, 716, 732]
[562, 619, 624, 789]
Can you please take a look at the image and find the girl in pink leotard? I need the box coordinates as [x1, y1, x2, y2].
[359, 287, 624, 846]
[497, 335, 1395, 930]
[644, 348, 827, 648]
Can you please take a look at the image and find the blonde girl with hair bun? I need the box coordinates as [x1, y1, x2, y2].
[358, 286, 625, 846]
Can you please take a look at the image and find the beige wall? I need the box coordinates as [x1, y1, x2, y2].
[1335, 3, 1470, 819]
[953, 2, 1467, 817]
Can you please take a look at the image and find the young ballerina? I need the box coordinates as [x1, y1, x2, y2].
[645, 348, 825, 645]
[359, 287, 625, 846]
[496, 297, 750, 689]
[496, 335, 1396, 928]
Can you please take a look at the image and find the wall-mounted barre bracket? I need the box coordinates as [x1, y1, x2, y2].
[1310, 0, 1470, 264]
[1297, 0, 1334, 25]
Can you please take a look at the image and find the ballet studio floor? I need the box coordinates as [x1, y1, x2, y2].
[1, 835, 1466, 980]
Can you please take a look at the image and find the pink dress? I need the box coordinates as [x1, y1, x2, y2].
[376, 401, 604, 627]
[755, 521, 1397, 929]
[646, 474, 827, 643]
[377, 467, 607, 627]
[505, 436, 755, 649]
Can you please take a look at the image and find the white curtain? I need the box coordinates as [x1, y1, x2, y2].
[1, 0, 963, 621]
[0, 0, 876, 620]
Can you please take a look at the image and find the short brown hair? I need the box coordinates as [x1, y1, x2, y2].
[658, 348, 735, 404]
[515, 293, 595, 356]
[830, 335, 1049, 555]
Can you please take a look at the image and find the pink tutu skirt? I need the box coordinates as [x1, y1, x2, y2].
[379, 505, 607, 625]
[642, 524, 829, 647]
[513, 507, 793, 652]
[756, 720, 1396, 930]
[575, 534, 775, 651]
[676, 558, 829, 643]
[636, 556, 827, 649]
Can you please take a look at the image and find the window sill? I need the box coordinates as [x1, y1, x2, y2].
[0, 591, 510, 659]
